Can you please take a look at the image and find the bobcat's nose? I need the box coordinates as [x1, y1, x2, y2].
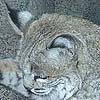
[32, 74, 49, 81]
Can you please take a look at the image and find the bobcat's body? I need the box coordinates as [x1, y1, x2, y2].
[0, 13, 100, 100]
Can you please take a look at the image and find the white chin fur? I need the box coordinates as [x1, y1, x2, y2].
[31, 87, 53, 95]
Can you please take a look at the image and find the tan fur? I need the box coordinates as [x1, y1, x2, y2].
[1, 14, 100, 100]
[0, 59, 19, 72]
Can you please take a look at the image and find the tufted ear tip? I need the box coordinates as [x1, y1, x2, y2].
[18, 11, 34, 28]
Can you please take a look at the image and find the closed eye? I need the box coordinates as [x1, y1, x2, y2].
[49, 36, 72, 49]
[47, 34, 76, 56]
[50, 37, 67, 48]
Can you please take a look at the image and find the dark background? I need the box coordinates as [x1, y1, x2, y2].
[4, 0, 100, 25]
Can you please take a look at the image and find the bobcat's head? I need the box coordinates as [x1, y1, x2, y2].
[17, 13, 98, 100]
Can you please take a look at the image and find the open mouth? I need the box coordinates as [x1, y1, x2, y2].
[31, 87, 53, 95]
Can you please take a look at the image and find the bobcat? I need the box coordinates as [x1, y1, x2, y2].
[0, 12, 100, 100]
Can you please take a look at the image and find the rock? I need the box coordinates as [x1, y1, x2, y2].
[0, 83, 32, 100]
[0, 0, 22, 59]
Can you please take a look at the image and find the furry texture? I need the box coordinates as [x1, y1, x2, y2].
[0, 14, 100, 100]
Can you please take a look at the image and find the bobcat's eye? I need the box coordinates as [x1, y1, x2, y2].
[49, 35, 74, 49]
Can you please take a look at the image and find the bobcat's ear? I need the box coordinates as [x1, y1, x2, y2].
[18, 11, 34, 29]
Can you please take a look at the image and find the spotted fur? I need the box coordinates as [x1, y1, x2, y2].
[0, 13, 100, 100]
